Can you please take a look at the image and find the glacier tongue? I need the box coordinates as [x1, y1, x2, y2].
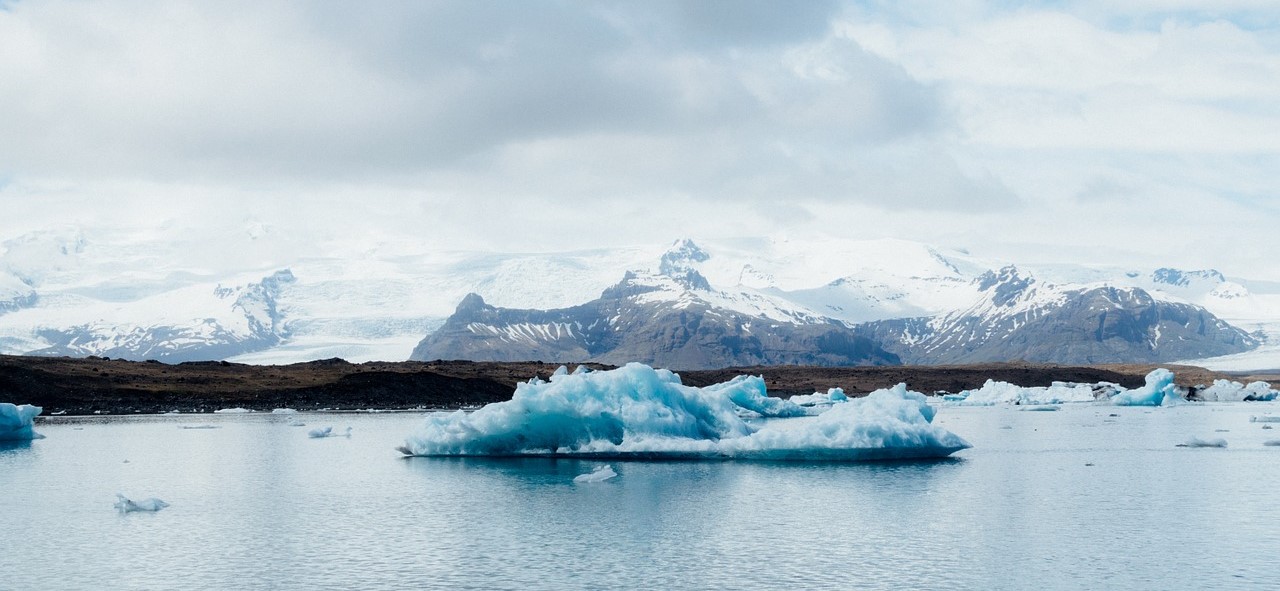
[400, 363, 970, 461]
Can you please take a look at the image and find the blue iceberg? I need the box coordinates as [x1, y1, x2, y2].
[1112, 369, 1182, 406]
[0, 403, 45, 441]
[399, 363, 969, 461]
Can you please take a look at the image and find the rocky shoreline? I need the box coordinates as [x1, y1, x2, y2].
[0, 354, 1269, 416]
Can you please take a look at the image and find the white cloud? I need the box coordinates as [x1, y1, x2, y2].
[0, 1, 1277, 278]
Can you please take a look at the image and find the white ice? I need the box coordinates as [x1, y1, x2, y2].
[0, 403, 44, 441]
[214, 407, 252, 414]
[271, 408, 298, 414]
[179, 424, 219, 430]
[1251, 415, 1280, 423]
[399, 363, 970, 461]
[1197, 380, 1279, 402]
[573, 465, 618, 483]
[1112, 369, 1182, 406]
[114, 494, 169, 513]
[1177, 437, 1227, 448]
[788, 388, 849, 407]
[947, 380, 1097, 406]
[308, 426, 351, 438]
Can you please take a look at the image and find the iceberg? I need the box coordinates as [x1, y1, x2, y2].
[0, 403, 45, 441]
[271, 408, 299, 414]
[1197, 380, 1279, 402]
[1112, 369, 1182, 406]
[308, 426, 351, 438]
[214, 407, 252, 414]
[948, 380, 1097, 406]
[399, 363, 970, 461]
[788, 388, 849, 407]
[573, 465, 618, 483]
[114, 494, 169, 513]
[1250, 415, 1280, 423]
[1176, 437, 1227, 448]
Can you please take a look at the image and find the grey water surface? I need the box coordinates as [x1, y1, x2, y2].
[3, 404, 1278, 590]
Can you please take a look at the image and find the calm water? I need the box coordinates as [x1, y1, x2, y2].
[3, 404, 1279, 590]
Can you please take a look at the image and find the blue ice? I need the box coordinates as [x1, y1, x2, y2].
[399, 363, 969, 461]
[0, 403, 44, 441]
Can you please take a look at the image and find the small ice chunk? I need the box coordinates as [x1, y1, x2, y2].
[788, 388, 849, 407]
[1251, 415, 1280, 423]
[214, 407, 252, 414]
[574, 465, 618, 483]
[1176, 437, 1227, 448]
[271, 408, 298, 414]
[1264, 440, 1280, 447]
[179, 424, 220, 430]
[308, 426, 351, 438]
[0, 403, 44, 441]
[288, 420, 307, 427]
[114, 494, 169, 513]
[1017, 405, 1060, 412]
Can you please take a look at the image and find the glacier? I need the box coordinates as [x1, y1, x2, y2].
[0, 403, 44, 441]
[399, 363, 969, 461]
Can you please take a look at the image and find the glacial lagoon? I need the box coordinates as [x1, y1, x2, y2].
[3, 403, 1280, 590]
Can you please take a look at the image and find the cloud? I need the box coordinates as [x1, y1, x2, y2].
[0, 1, 1276, 278]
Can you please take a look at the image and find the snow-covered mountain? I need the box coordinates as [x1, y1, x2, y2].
[410, 267, 899, 369]
[15, 269, 295, 362]
[1, 226, 1277, 368]
[861, 266, 1256, 364]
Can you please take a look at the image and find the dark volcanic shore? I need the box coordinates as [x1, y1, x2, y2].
[0, 354, 1268, 415]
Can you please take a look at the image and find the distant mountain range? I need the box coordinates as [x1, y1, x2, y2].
[412, 243, 1257, 368]
[1, 228, 1277, 369]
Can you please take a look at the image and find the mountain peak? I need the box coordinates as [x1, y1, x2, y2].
[457, 292, 488, 313]
[976, 265, 1034, 307]
[658, 238, 712, 291]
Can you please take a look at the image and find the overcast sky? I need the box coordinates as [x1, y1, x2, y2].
[1, 0, 1278, 277]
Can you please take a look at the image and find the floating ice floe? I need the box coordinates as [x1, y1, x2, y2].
[1195, 380, 1279, 402]
[114, 494, 169, 513]
[1017, 405, 1061, 412]
[1112, 369, 1182, 407]
[213, 407, 252, 414]
[308, 426, 351, 438]
[1176, 437, 1227, 448]
[788, 388, 849, 408]
[1264, 440, 1280, 447]
[288, 420, 307, 427]
[0, 403, 45, 441]
[574, 465, 618, 483]
[947, 380, 1098, 406]
[398, 363, 970, 461]
[179, 424, 219, 430]
[1250, 415, 1280, 423]
[271, 408, 298, 414]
